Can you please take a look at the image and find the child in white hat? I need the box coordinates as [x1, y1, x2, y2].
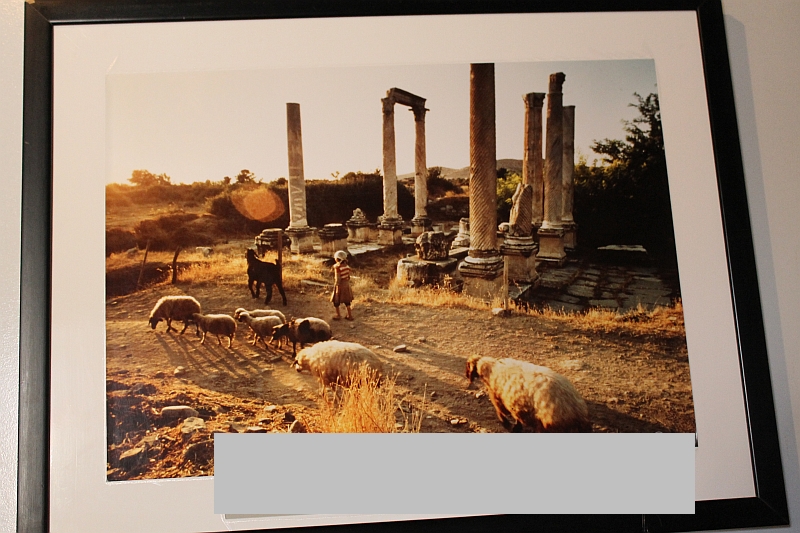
[331, 250, 354, 320]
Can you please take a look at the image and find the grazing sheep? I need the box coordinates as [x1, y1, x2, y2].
[466, 355, 591, 433]
[191, 313, 237, 348]
[195, 246, 213, 257]
[246, 248, 287, 306]
[236, 312, 283, 349]
[148, 295, 201, 334]
[233, 307, 287, 323]
[294, 340, 384, 387]
[271, 317, 332, 357]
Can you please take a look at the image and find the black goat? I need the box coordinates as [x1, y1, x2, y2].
[246, 248, 287, 305]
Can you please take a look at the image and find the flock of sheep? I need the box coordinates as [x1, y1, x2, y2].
[146, 292, 592, 433]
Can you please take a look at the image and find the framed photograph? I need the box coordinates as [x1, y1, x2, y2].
[19, 0, 788, 531]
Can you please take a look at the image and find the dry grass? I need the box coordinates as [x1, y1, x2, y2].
[316, 365, 426, 433]
[517, 299, 686, 337]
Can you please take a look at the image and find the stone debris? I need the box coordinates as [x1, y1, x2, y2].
[393, 344, 408, 353]
[161, 406, 198, 419]
[246, 426, 267, 433]
[228, 422, 246, 433]
[475, 391, 486, 399]
[181, 417, 206, 437]
[173, 366, 186, 377]
[288, 420, 307, 433]
[264, 405, 279, 412]
[119, 447, 145, 468]
[283, 411, 296, 423]
[450, 418, 467, 426]
[491, 307, 511, 317]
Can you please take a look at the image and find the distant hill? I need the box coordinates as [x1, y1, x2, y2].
[399, 159, 523, 181]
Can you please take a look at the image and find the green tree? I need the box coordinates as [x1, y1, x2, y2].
[496, 168, 523, 222]
[574, 92, 675, 261]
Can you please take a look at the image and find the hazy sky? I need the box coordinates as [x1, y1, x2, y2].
[107, 59, 657, 185]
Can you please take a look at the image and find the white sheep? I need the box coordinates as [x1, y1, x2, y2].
[294, 340, 384, 387]
[195, 246, 213, 257]
[233, 307, 287, 323]
[236, 312, 283, 349]
[148, 295, 201, 334]
[466, 355, 591, 433]
[271, 317, 332, 358]
[191, 312, 237, 348]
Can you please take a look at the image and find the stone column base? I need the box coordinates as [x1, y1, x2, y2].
[501, 236, 540, 285]
[285, 226, 316, 254]
[562, 221, 577, 251]
[318, 224, 349, 256]
[458, 253, 504, 299]
[536, 226, 566, 265]
[346, 222, 372, 243]
[396, 257, 458, 288]
[410, 216, 432, 237]
[377, 218, 404, 246]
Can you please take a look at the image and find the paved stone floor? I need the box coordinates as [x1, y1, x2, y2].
[518, 256, 681, 313]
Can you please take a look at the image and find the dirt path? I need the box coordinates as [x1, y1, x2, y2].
[106, 250, 694, 481]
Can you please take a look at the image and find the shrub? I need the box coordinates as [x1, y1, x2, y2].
[106, 228, 137, 256]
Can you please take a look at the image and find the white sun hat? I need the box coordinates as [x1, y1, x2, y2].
[334, 250, 348, 261]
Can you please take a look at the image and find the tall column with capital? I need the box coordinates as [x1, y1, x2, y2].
[536, 73, 567, 265]
[458, 63, 504, 298]
[378, 96, 403, 245]
[410, 104, 431, 236]
[285, 103, 315, 253]
[562, 105, 577, 250]
[523, 92, 546, 237]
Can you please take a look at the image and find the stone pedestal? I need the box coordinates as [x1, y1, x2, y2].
[285, 226, 315, 254]
[318, 224, 348, 256]
[458, 254, 504, 299]
[536, 226, 566, 265]
[254, 228, 286, 257]
[501, 236, 540, 285]
[451, 218, 470, 248]
[396, 256, 458, 288]
[410, 216, 432, 237]
[562, 221, 577, 251]
[377, 217, 404, 246]
[346, 209, 371, 243]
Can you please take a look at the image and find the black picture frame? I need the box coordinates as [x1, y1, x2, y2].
[18, 0, 788, 532]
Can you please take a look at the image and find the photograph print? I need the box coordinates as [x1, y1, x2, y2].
[105, 59, 695, 481]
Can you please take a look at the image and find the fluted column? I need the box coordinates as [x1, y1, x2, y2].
[542, 73, 565, 230]
[285, 103, 314, 253]
[378, 96, 404, 245]
[523, 92, 546, 232]
[458, 63, 504, 298]
[536, 73, 567, 265]
[410, 104, 431, 236]
[381, 97, 399, 221]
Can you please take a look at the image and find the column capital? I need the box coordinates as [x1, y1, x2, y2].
[411, 105, 428, 122]
[523, 92, 546, 108]
[382, 97, 395, 115]
[548, 72, 566, 93]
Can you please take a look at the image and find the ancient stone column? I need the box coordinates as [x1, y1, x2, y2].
[562, 105, 577, 250]
[458, 63, 504, 298]
[378, 96, 404, 245]
[523, 92, 546, 236]
[410, 104, 431, 236]
[285, 103, 315, 253]
[536, 73, 567, 265]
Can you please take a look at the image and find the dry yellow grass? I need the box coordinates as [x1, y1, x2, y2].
[317, 365, 401, 433]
